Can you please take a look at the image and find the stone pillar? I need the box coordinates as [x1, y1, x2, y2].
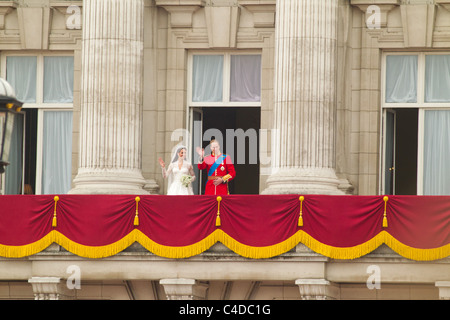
[263, 0, 343, 195]
[160, 279, 208, 300]
[295, 279, 339, 300]
[70, 0, 148, 195]
[28, 277, 73, 300]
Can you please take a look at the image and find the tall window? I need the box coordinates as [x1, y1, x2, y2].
[382, 53, 450, 195]
[187, 52, 262, 195]
[1, 53, 74, 195]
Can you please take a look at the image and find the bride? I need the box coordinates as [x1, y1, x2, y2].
[158, 145, 196, 195]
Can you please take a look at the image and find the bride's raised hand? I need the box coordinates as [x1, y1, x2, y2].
[158, 157, 165, 168]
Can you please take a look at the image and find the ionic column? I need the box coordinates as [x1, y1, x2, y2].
[70, 0, 148, 195]
[263, 0, 343, 195]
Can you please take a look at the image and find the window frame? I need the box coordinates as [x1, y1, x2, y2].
[380, 51, 450, 195]
[187, 50, 262, 108]
[0, 51, 74, 110]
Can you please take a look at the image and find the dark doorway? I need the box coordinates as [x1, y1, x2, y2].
[384, 108, 418, 195]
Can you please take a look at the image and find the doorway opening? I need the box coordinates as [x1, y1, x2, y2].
[383, 108, 418, 195]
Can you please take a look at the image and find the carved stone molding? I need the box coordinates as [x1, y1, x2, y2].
[350, 0, 401, 28]
[0, 1, 17, 30]
[295, 279, 340, 300]
[205, 5, 240, 47]
[400, 3, 436, 47]
[436, 0, 450, 11]
[51, 1, 83, 30]
[436, 281, 450, 300]
[28, 277, 73, 300]
[160, 279, 209, 300]
[238, 0, 275, 28]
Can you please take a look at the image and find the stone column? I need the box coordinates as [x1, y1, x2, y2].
[160, 279, 208, 300]
[263, 0, 343, 195]
[70, 0, 148, 195]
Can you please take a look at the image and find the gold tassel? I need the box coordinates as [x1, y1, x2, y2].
[216, 196, 222, 227]
[134, 196, 140, 226]
[383, 196, 389, 228]
[52, 196, 59, 228]
[298, 196, 304, 227]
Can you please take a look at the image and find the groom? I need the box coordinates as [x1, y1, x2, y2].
[196, 139, 236, 196]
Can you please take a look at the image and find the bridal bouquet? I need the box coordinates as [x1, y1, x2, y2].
[181, 175, 193, 188]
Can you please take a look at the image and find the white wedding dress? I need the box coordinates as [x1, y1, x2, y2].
[163, 161, 195, 195]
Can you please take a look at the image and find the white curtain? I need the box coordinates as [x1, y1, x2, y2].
[385, 55, 417, 103]
[423, 110, 450, 195]
[41, 111, 73, 194]
[44, 56, 74, 103]
[425, 55, 450, 103]
[6, 56, 37, 103]
[230, 55, 261, 102]
[192, 55, 223, 102]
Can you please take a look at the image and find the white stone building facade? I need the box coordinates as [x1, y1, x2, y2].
[0, 0, 450, 300]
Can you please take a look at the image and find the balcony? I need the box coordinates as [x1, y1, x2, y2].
[0, 194, 449, 300]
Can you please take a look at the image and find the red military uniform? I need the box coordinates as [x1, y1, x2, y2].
[198, 153, 236, 195]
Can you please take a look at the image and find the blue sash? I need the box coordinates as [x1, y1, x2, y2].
[208, 154, 226, 176]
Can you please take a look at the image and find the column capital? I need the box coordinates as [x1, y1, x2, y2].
[295, 279, 340, 300]
[160, 279, 209, 300]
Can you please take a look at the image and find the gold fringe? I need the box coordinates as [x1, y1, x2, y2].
[135, 229, 218, 259]
[0, 230, 449, 261]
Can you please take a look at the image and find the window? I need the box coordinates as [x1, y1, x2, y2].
[1, 53, 74, 195]
[189, 52, 262, 107]
[187, 52, 262, 195]
[381, 53, 450, 195]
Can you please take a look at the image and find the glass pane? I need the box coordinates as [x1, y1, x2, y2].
[6, 56, 37, 103]
[4, 113, 24, 195]
[230, 55, 261, 102]
[423, 110, 450, 195]
[44, 56, 74, 103]
[192, 55, 223, 102]
[41, 111, 73, 194]
[425, 55, 450, 103]
[385, 55, 417, 103]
